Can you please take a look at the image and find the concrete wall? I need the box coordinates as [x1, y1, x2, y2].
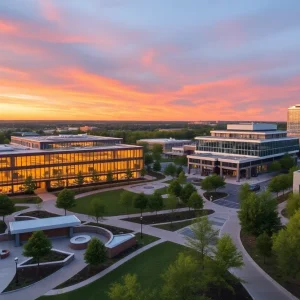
[107, 236, 136, 258]
[0, 233, 12, 242]
[293, 171, 300, 193]
[73, 225, 112, 242]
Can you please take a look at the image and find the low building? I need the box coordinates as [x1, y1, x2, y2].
[188, 123, 299, 181]
[0, 134, 143, 194]
[164, 144, 196, 158]
[80, 126, 98, 132]
[137, 138, 192, 153]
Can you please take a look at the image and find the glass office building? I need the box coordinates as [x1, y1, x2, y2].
[0, 135, 143, 194]
[188, 123, 299, 181]
[288, 104, 300, 140]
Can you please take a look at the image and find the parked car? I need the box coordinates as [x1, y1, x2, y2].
[249, 184, 260, 192]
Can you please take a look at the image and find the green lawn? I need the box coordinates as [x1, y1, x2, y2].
[70, 189, 179, 216]
[11, 196, 42, 204]
[40, 242, 185, 300]
[153, 219, 194, 231]
[14, 205, 29, 212]
[155, 186, 168, 194]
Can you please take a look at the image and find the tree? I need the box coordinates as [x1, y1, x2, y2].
[56, 188, 76, 215]
[164, 163, 176, 178]
[0, 194, 15, 221]
[55, 173, 64, 187]
[269, 161, 282, 172]
[280, 154, 295, 171]
[185, 217, 218, 266]
[278, 174, 291, 195]
[166, 194, 177, 227]
[23, 175, 37, 194]
[148, 191, 164, 215]
[201, 174, 225, 192]
[188, 192, 203, 211]
[106, 171, 114, 182]
[181, 183, 197, 206]
[161, 253, 202, 300]
[238, 191, 281, 236]
[268, 176, 282, 198]
[174, 156, 187, 166]
[140, 168, 146, 178]
[125, 169, 133, 181]
[108, 274, 147, 300]
[139, 142, 150, 154]
[91, 169, 100, 183]
[74, 171, 84, 188]
[134, 193, 148, 216]
[256, 232, 272, 264]
[23, 231, 52, 274]
[286, 193, 300, 218]
[84, 237, 107, 268]
[90, 200, 105, 223]
[238, 183, 252, 202]
[144, 154, 153, 169]
[167, 180, 182, 198]
[177, 171, 187, 185]
[120, 190, 133, 218]
[176, 166, 184, 177]
[272, 210, 300, 278]
[152, 160, 161, 172]
[152, 144, 163, 161]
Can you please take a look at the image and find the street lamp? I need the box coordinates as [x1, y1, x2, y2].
[14, 257, 19, 286]
[140, 216, 143, 239]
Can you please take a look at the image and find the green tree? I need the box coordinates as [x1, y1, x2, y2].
[119, 190, 133, 218]
[134, 193, 148, 216]
[181, 183, 197, 206]
[152, 144, 163, 161]
[185, 217, 218, 266]
[286, 193, 300, 218]
[140, 168, 146, 178]
[152, 160, 161, 172]
[201, 174, 225, 192]
[106, 171, 114, 182]
[55, 173, 64, 187]
[174, 156, 187, 166]
[144, 154, 153, 169]
[188, 192, 203, 211]
[23, 175, 37, 194]
[91, 169, 100, 183]
[166, 194, 177, 227]
[273, 210, 300, 278]
[176, 166, 184, 177]
[74, 171, 84, 187]
[139, 142, 150, 154]
[268, 176, 282, 198]
[238, 183, 252, 202]
[177, 171, 187, 185]
[125, 169, 133, 181]
[161, 253, 202, 300]
[56, 188, 76, 215]
[256, 232, 272, 264]
[238, 191, 281, 236]
[23, 231, 52, 274]
[84, 237, 107, 269]
[167, 180, 182, 198]
[90, 200, 105, 223]
[0, 194, 15, 221]
[280, 154, 295, 171]
[278, 174, 291, 195]
[148, 191, 164, 215]
[164, 163, 177, 178]
[269, 161, 282, 172]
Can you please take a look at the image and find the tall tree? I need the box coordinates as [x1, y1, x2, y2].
[201, 174, 225, 192]
[181, 183, 197, 206]
[238, 183, 252, 202]
[268, 176, 282, 198]
[167, 180, 182, 198]
[188, 192, 203, 211]
[256, 232, 272, 264]
[56, 188, 76, 215]
[106, 171, 114, 182]
[286, 193, 300, 218]
[152, 160, 161, 172]
[74, 171, 84, 188]
[90, 200, 105, 223]
[166, 194, 177, 227]
[23, 231, 52, 274]
[177, 171, 187, 185]
[119, 190, 133, 218]
[278, 174, 291, 195]
[269, 161, 282, 172]
[280, 154, 295, 171]
[144, 154, 153, 169]
[23, 175, 37, 194]
[273, 210, 300, 278]
[91, 169, 100, 183]
[0, 194, 15, 221]
[185, 217, 218, 266]
[84, 237, 107, 269]
[134, 193, 148, 216]
[125, 169, 133, 181]
[238, 191, 281, 236]
[164, 164, 177, 178]
[148, 191, 164, 215]
[175, 166, 184, 177]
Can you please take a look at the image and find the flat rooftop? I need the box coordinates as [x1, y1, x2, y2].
[11, 134, 122, 143]
[138, 138, 191, 144]
[227, 123, 277, 131]
[195, 136, 298, 143]
[9, 215, 81, 234]
[188, 153, 257, 163]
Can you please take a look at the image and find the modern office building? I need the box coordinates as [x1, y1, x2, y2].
[188, 123, 299, 181]
[288, 104, 300, 139]
[137, 138, 192, 153]
[0, 134, 143, 194]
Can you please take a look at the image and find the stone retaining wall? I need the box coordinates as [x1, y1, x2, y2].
[74, 225, 112, 242]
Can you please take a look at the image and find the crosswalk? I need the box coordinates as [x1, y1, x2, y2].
[213, 199, 240, 209]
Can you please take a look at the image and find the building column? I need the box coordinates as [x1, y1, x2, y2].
[246, 168, 251, 179]
[236, 167, 240, 182]
[69, 227, 74, 237]
[15, 234, 20, 247]
[220, 167, 223, 177]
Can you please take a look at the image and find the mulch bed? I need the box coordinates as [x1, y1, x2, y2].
[123, 209, 214, 225]
[85, 222, 133, 235]
[0, 220, 7, 233]
[23, 250, 68, 265]
[19, 210, 61, 218]
[204, 192, 228, 201]
[276, 192, 291, 204]
[3, 265, 62, 292]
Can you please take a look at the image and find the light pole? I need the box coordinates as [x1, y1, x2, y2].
[14, 257, 18, 286]
[140, 216, 143, 239]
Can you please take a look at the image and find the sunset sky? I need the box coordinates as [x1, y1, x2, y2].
[0, 1, 300, 121]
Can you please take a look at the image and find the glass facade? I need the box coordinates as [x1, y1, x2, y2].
[0, 148, 143, 194]
[196, 139, 299, 156]
[288, 106, 300, 134]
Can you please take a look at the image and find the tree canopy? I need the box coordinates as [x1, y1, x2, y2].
[134, 193, 148, 216]
[188, 192, 203, 210]
[153, 160, 161, 172]
[201, 174, 225, 192]
[279, 154, 295, 171]
[167, 180, 182, 198]
[164, 164, 177, 177]
[177, 171, 187, 184]
[120, 190, 133, 217]
[23, 175, 37, 194]
[0, 194, 15, 221]
[90, 200, 105, 223]
[148, 191, 164, 215]
[56, 188, 76, 215]
[286, 193, 300, 218]
[180, 183, 197, 205]
[84, 237, 107, 267]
